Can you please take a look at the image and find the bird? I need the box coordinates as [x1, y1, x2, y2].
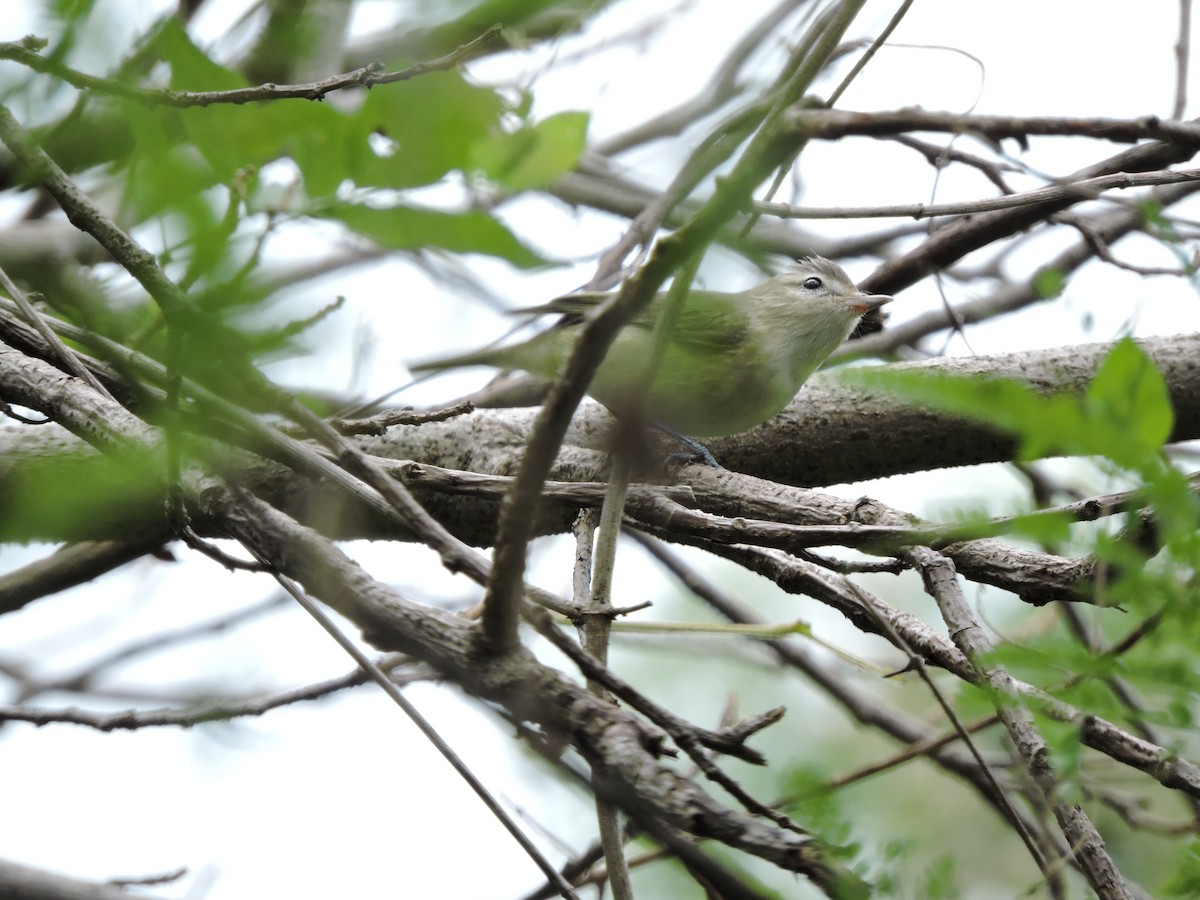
[412, 256, 891, 444]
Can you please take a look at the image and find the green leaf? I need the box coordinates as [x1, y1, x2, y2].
[155, 18, 247, 91]
[1142, 464, 1200, 553]
[1163, 839, 1200, 897]
[316, 202, 544, 267]
[1138, 198, 1167, 228]
[287, 103, 356, 197]
[118, 101, 218, 218]
[918, 855, 961, 900]
[352, 71, 505, 189]
[0, 449, 163, 543]
[127, 22, 357, 195]
[474, 111, 589, 190]
[845, 368, 1086, 462]
[1032, 266, 1065, 299]
[183, 99, 349, 187]
[997, 509, 1074, 545]
[844, 340, 1173, 469]
[52, 0, 95, 20]
[1084, 338, 1173, 466]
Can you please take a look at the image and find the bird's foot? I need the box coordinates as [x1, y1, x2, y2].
[663, 433, 723, 469]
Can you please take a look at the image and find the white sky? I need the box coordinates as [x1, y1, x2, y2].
[1, 1, 1197, 898]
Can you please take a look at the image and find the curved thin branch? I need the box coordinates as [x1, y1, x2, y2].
[0, 27, 501, 107]
[756, 168, 1200, 220]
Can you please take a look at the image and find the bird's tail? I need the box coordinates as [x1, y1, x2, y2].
[409, 345, 504, 373]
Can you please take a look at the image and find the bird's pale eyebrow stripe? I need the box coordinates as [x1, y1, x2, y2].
[801, 256, 849, 281]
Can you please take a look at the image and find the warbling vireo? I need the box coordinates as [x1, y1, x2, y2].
[412, 256, 891, 438]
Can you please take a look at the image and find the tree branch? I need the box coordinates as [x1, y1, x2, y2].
[0, 27, 501, 107]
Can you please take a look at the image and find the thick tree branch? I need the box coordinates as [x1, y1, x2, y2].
[0, 338, 870, 896]
[3, 334, 1197, 609]
[4, 338, 1196, 818]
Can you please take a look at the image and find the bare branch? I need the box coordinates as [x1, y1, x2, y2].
[909, 546, 1133, 898]
[0, 540, 162, 616]
[858, 120, 1200, 297]
[787, 108, 1200, 146]
[0, 661, 424, 730]
[330, 401, 476, 436]
[837, 194, 1161, 359]
[756, 168, 1200, 220]
[0, 858, 173, 900]
[0, 27, 501, 107]
[1174, 0, 1193, 118]
[597, 0, 806, 156]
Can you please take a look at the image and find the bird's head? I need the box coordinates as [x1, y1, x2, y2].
[768, 256, 893, 317]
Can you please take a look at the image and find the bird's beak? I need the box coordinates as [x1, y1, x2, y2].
[849, 293, 893, 315]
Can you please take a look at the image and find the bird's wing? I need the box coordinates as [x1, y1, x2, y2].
[667, 290, 752, 349]
[513, 290, 750, 349]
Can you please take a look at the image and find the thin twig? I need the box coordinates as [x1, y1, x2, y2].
[331, 400, 475, 435]
[629, 533, 1050, 839]
[596, 0, 809, 156]
[823, 714, 1003, 792]
[1173, 0, 1193, 119]
[528, 608, 774, 765]
[826, 0, 915, 106]
[785, 108, 1200, 145]
[0, 659, 423, 730]
[755, 168, 1200, 220]
[12, 595, 288, 704]
[0, 264, 115, 401]
[1056, 211, 1190, 275]
[577, 497, 634, 899]
[840, 179, 1200, 359]
[738, 0, 869, 237]
[253, 549, 581, 900]
[0, 27, 501, 107]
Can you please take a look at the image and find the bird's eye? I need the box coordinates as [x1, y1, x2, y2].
[803, 277, 823, 290]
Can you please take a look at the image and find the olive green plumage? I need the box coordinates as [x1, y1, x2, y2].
[412, 256, 891, 437]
